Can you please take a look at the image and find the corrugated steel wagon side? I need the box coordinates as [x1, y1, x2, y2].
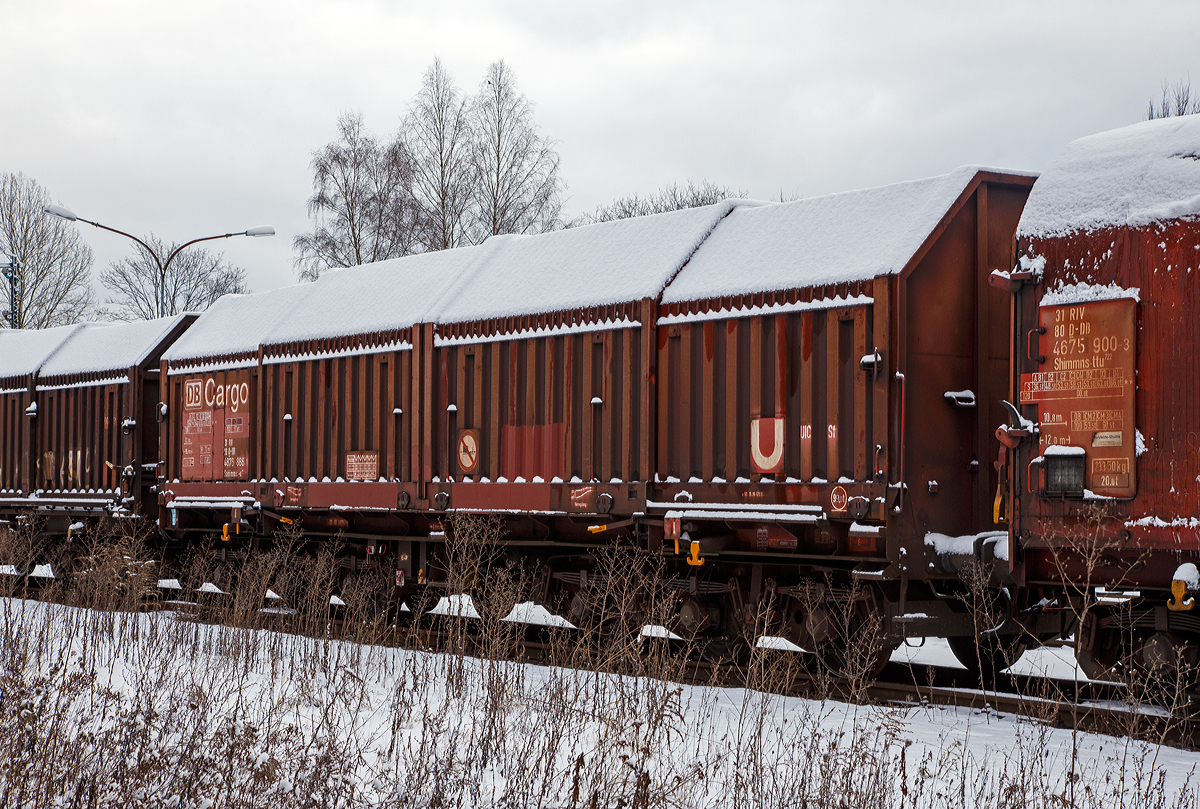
[0, 326, 81, 506]
[652, 167, 1035, 666]
[432, 302, 652, 511]
[158, 244, 500, 580]
[429, 207, 749, 528]
[160, 284, 317, 539]
[1005, 116, 1200, 680]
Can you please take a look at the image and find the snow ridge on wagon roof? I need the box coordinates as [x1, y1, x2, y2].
[1018, 115, 1200, 238]
[431, 201, 754, 325]
[250, 200, 756, 347]
[39, 314, 192, 379]
[162, 282, 317, 365]
[0, 323, 84, 383]
[262, 239, 503, 346]
[662, 166, 1027, 304]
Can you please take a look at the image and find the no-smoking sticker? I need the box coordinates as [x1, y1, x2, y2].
[457, 429, 481, 474]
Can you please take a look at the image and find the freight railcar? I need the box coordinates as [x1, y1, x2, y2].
[0, 315, 195, 534]
[648, 166, 1038, 668]
[1004, 115, 1200, 683]
[158, 281, 326, 542]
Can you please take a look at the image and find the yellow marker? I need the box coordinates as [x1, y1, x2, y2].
[686, 539, 704, 567]
[588, 524, 606, 534]
[1169, 579, 1194, 611]
[278, 516, 293, 525]
[417, 568, 425, 585]
[673, 537, 680, 555]
[221, 524, 230, 542]
[993, 483, 1008, 524]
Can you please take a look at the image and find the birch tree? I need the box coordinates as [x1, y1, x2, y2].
[293, 111, 424, 282]
[0, 172, 95, 329]
[470, 60, 563, 239]
[294, 58, 565, 278]
[404, 58, 476, 251]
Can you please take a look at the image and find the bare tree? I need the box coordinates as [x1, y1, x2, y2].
[293, 111, 425, 282]
[295, 59, 566, 277]
[99, 234, 248, 320]
[0, 172, 95, 329]
[571, 179, 744, 226]
[1146, 77, 1200, 119]
[405, 58, 476, 251]
[470, 60, 564, 239]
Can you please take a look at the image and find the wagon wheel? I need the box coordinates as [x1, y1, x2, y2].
[1110, 627, 1200, 706]
[947, 633, 1027, 687]
[784, 582, 896, 680]
[816, 604, 897, 680]
[947, 587, 1027, 687]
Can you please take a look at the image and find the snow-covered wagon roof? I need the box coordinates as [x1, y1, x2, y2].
[39, 314, 192, 379]
[0, 323, 83, 383]
[163, 163, 1046, 360]
[663, 166, 1026, 304]
[261, 239, 501, 345]
[162, 282, 317, 365]
[1018, 115, 1200, 238]
[252, 200, 758, 347]
[432, 201, 753, 324]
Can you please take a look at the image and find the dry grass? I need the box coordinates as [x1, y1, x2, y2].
[0, 513, 1197, 808]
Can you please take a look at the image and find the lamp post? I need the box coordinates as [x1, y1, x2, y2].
[0, 254, 20, 328]
[43, 204, 274, 319]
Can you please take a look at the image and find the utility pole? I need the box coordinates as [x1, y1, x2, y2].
[0, 255, 20, 328]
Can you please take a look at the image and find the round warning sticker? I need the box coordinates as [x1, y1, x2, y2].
[830, 485, 849, 513]
[457, 429, 480, 474]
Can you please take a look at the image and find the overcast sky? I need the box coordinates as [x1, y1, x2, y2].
[3, 0, 1197, 296]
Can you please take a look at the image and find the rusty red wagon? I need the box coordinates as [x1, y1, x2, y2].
[1003, 115, 1200, 679]
[0, 315, 194, 532]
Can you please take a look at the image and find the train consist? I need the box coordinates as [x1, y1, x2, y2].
[2, 115, 1198, 682]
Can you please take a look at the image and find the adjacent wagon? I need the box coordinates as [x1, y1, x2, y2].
[1005, 115, 1200, 679]
[0, 315, 195, 531]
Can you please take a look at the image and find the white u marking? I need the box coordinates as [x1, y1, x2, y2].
[751, 418, 785, 471]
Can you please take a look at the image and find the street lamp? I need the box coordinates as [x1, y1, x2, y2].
[43, 204, 274, 319]
[0, 254, 20, 328]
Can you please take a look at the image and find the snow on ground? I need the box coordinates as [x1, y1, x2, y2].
[1009, 645, 1108, 682]
[892, 636, 968, 670]
[2, 597, 1197, 808]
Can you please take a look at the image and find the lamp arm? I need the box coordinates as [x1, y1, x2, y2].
[77, 219, 164, 274]
[162, 232, 243, 272]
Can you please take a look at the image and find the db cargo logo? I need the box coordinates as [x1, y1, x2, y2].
[570, 486, 595, 510]
[184, 379, 203, 410]
[183, 376, 251, 412]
